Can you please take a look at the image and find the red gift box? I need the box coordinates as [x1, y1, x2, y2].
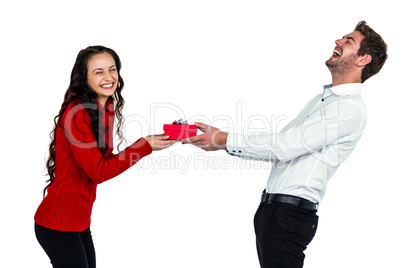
[163, 124, 197, 139]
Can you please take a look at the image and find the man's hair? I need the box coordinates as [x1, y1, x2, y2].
[354, 21, 388, 83]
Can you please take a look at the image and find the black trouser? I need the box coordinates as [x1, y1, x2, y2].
[35, 222, 96, 268]
[254, 199, 319, 268]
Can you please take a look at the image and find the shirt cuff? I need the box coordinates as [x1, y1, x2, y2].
[226, 133, 245, 157]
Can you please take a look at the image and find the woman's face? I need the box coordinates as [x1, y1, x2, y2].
[87, 52, 119, 106]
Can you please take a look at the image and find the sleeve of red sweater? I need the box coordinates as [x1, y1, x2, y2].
[62, 104, 153, 184]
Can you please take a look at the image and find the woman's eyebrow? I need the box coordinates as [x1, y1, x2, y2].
[93, 68, 103, 73]
[92, 65, 116, 72]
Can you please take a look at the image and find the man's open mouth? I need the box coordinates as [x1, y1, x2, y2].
[331, 48, 342, 59]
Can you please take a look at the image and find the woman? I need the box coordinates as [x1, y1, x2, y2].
[34, 46, 175, 268]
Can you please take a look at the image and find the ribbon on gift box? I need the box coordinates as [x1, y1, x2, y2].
[172, 119, 188, 125]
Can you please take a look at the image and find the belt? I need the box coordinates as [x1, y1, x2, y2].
[260, 191, 319, 211]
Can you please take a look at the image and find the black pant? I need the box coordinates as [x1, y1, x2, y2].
[35, 222, 96, 268]
[254, 201, 319, 268]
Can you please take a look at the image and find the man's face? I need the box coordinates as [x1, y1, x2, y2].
[326, 31, 365, 74]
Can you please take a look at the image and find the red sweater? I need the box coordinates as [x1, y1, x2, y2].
[35, 98, 152, 232]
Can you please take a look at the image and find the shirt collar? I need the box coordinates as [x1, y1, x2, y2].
[323, 83, 362, 96]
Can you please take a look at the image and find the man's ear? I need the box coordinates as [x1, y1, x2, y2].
[357, 54, 372, 67]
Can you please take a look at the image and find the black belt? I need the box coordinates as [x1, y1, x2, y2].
[260, 191, 319, 211]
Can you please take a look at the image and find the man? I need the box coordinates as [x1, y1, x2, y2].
[182, 21, 387, 267]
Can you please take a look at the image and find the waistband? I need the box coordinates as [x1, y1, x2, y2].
[260, 191, 319, 211]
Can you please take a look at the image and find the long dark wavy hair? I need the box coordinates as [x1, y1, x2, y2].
[43, 46, 126, 198]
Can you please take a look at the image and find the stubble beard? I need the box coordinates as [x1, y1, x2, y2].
[326, 54, 358, 75]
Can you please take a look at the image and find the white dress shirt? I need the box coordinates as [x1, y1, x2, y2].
[226, 83, 367, 203]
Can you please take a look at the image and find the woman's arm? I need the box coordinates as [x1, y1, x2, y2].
[62, 104, 160, 184]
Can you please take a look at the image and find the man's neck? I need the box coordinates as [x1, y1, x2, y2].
[331, 72, 362, 87]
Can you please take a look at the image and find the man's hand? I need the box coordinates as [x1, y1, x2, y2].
[145, 134, 177, 151]
[181, 122, 228, 151]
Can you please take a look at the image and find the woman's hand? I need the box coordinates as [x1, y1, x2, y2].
[145, 134, 177, 151]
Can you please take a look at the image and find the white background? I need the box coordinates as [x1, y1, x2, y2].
[1, 0, 401, 267]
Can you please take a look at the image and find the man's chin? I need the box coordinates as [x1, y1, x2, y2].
[325, 59, 335, 68]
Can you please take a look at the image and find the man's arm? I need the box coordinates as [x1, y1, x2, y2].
[182, 99, 365, 163]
